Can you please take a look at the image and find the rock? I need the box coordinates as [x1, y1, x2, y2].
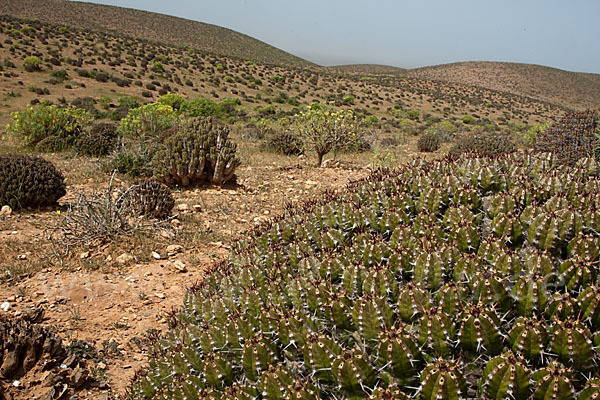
[176, 203, 189, 212]
[79, 251, 90, 259]
[173, 260, 187, 273]
[17, 254, 27, 261]
[96, 361, 107, 370]
[116, 253, 134, 265]
[155, 292, 166, 299]
[166, 245, 183, 257]
[0, 205, 12, 217]
[171, 219, 181, 227]
[321, 159, 338, 168]
[0, 302, 10, 312]
[192, 204, 202, 212]
[151, 251, 161, 260]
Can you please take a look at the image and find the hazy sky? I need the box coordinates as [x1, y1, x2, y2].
[77, 0, 600, 73]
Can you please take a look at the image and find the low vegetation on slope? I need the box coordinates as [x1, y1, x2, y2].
[407, 61, 600, 110]
[0, 0, 312, 67]
[127, 152, 600, 399]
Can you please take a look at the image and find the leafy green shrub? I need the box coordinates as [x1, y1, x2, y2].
[180, 97, 219, 118]
[218, 97, 241, 119]
[157, 94, 185, 110]
[7, 104, 91, 148]
[76, 122, 118, 157]
[417, 132, 442, 152]
[117, 103, 178, 140]
[128, 153, 600, 399]
[50, 68, 68, 83]
[150, 61, 164, 73]
[449, 132, 516, 158]
[406, 109, 420, 121]
[0, 154, 66, 209]
[23, 55, 41, 72]
[533, 109, 600, 165]
[152, 118, 240, 187]
[295, 105, 363, 166]
[118, 96, 140, 109]
[265, 130, 304, 155]
[523, 123, 550, 145]
[119, 179, 174, 220]
[427, 120, 457, 142]
[462, 115, 475, 124]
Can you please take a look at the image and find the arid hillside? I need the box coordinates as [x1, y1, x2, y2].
[0, 0, 312, 67]
[407, 61, 600, 110]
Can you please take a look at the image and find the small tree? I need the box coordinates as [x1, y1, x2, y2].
[295, 105, 362, 166]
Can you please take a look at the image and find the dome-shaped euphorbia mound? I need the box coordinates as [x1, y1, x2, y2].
[128, 153, 600, 399]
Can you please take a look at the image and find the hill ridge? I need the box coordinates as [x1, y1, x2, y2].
[0, 0, 313, 67]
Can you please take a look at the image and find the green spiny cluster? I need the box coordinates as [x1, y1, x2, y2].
[152, 117, 240, 187]
[0, 154, 66, 209]
[128, 152, 600, 399]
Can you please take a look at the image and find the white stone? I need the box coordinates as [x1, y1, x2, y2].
[116, 253, 134, 265]
[0, 302, 10, 312]
[0, 205, 12, 217]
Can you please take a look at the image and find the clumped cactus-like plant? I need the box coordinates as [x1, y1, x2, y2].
[533, 109, 600, 165]
[119, 179, 174, 220]
[0, 154, 66, 209]
[417, 132, 441, 152]
[449, 131, 517, 158]
[152, 117, 240, 187]
[127, 153, 600, 399]
[76, 122, 118, 157]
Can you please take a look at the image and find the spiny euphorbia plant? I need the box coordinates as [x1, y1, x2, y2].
[128, 153, 600, 399]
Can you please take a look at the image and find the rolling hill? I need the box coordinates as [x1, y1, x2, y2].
[406, 61, 600, 110]
[0, 0, 313, 67]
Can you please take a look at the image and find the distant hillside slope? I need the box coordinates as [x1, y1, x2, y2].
[326, 64, 407, 75]
[407, 61, 600, 110]
[0, 0, 313, 67]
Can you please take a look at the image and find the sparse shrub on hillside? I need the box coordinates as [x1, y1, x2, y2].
[449, 131, 516, 157]
[7, 104, 91, 148]
[128, 153, 600, 399]
[150, 61, 164, 73]
[417, 132, 442, 152]
[76, 122, 118, 157]
[523, 122, 550, 145]
[295, 105, 363, 166]
[152, 117, 240, 187]
[265, 130, 304, 155]
[462, 115, 475, 124]
[50, 68, 68, 83]
[406, 109, 420, 121]
[427, 120, 458, 142]
[118, 95, 140, 110]
[533, 109, 600, 165]
[23, 55, 41, 72]
[0, 154, 65, 209]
